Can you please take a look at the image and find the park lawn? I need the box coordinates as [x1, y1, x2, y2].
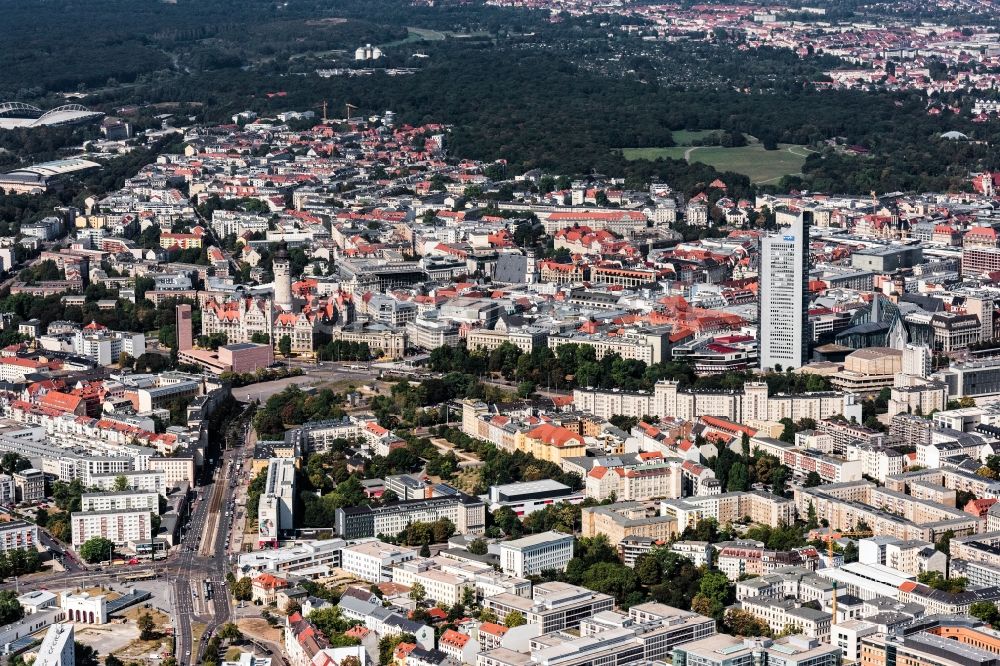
[407, 27, 447, 41]
[621, 143, 812, 183]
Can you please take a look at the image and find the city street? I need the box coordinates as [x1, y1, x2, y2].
[0, 410, 254, 666]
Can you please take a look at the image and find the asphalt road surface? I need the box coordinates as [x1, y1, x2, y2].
[4, 409, 253, 666]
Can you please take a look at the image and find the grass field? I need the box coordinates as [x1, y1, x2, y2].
[382, 26, 490, 47]
[621, 142, 814, 183]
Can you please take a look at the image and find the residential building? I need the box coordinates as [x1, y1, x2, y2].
[70, 508, 152, 549]
[33, 623, 75, 666]
[571, 381, 860, 426]
[337, 596, 435, 649]
[739, 597, 832, 641]
[0, 520, 38, 552]
[80, 491, 159, 513]
[513, 424, 587, 467]
[252, 573, 289, 605]
[0, 473, 14, 504]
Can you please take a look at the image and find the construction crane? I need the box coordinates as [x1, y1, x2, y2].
[344, 102, 358, 120]
[313, 100, 329, 123]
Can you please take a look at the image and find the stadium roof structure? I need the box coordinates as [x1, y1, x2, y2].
[8, 158, 102, 177]
[0, 102, 104, 129]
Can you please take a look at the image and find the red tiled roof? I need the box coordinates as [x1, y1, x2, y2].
[526, 423, 584, 448]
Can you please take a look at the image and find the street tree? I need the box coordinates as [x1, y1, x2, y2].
[79, 536, 115, 563]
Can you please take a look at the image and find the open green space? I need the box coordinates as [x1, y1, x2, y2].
[381, 26, 492, 48]
[407, 26, 448, 41]
[621, 142, 814, 183]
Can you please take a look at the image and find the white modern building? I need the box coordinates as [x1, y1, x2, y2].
[72, 327, 146, 366]
[89, 470, 167, 496]
[70, 508, 152, 549]
[831, 619, 878, 662]
[499, 531, 574, 577]
[80, 490, 159, 513]
[340, 540, 417, 583]
[0, 520, 38, 553]
[759, 209, 809, 370]
[258, 457, 296, 547]
[33, 623, 74, 666]
[237, 538, 346, 578]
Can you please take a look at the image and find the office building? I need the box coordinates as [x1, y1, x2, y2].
[176, 304, 193, 352]
[335, 493, 486, 539]
[739, 597, 832, 641]
[759, 210, 809, 371]
[484, 582, 615, 633]
[581, 501, 678, 545]
[340, 540, 417, 583]
[237, 539, 346, 578]
[258, 457, 296, 547]
[861, 622, 1000, 666]
[673, 634, 841, 666]
[831, 619, 878, 662]
[478, 603, 715, 666]
[486, 480, 584, 516]
[14, 467, 45, 502]
[499, 531, 575, 577]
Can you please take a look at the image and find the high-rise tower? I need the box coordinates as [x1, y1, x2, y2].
[759, 210, 811, 371]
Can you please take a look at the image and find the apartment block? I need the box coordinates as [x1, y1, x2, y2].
[70, 508, 152, 549]
[0, 520, 38, 553]
[80, 491, 159, 513]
